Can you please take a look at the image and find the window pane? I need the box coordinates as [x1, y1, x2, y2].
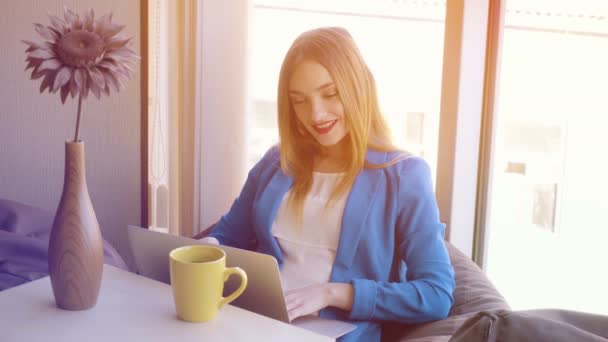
[248, 1, 446, 181]
[485, 0, 608, 315]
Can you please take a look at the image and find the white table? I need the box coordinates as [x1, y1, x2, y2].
[0, 265, 333, 342]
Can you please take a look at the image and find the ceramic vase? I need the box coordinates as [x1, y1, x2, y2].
[48, 141, 103, 310]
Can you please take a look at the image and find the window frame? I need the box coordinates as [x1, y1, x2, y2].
[436, 0, 498, 264]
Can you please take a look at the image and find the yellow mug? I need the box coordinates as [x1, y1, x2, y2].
[169, 245, 247, 322]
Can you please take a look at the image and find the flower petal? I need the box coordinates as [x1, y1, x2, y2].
[84, 9, 94, 31]
[28, 49, 55, 60]
[25, 61, 38, 71]
[94, 21, 111, 38]
[102, 84, 111, 97]
[27, 42, 55, 55]
[30, 49, 57, 61]
[64, 6, 79, 27]
[98, 60, 116, 69]
[38, 58, 61, 71]
[24, 57, 43, 71]
[25, 56, 40, 63]
[53, 67, 72, 92]
[23, 41, 54, 54]
[22, 40, 42, 49]
[69, 77, 79, 98]
[89, 78, 101, 99]
[74, 17, 83, 30]
[110, 48, 140, 62]
[126, 47, 140, 57]
[100, 67, 121, 92]
[108, 57, 132, 71]
[34, 23, 57, 41]
[48, 14, 66, 32]
[97, 13, 112, 25]
[88, 66, 106, 90]
[112, 66, 131, 81]
[39, 72, 55, 93]
[75, 68, 86, 91]
[31, 68, 46, 80]
[96, 14, 123, 38]
[106, 36, 131, 50]
[105, 24, 125, 39]
[22, 39, 38, 46]
[81, 80, 89, 99]
[48, 27, 62, 39]
[60, 84, 70, 104]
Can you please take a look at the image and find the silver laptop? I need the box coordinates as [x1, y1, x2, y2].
[127, 225, 357, 339]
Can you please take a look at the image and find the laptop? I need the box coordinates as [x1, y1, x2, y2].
[127, 225, 357, 339]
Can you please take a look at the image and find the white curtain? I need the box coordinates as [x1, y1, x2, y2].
[147, 0, 171, 234]
[148, 0, 251, 237]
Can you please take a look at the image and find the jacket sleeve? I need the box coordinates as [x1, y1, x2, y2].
[208, 147, 277, 249]
[348, 157, 455, 323]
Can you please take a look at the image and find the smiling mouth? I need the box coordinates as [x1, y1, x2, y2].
[313, 120, 337, 134]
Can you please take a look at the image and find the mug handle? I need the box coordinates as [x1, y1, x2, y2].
[219, 267, 248, 309]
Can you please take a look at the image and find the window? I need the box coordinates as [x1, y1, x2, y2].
[248, 0, 447, 181]
[484, 0, 608, 315]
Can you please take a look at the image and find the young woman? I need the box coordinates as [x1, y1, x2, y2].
[201, 27, 455, 341]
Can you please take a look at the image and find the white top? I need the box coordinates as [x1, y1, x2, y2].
[272, 172, 350, 294]
[0, 265, 332, 342]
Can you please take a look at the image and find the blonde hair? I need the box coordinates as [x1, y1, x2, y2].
[277, 27, 407, 218]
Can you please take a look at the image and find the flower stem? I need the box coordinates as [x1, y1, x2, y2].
[74, 94, 83, 142]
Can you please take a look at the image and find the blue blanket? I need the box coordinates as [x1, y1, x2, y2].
[0, 198, 128, 291]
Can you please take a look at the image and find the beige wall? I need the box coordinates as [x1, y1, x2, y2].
[0, 1, 142, 269]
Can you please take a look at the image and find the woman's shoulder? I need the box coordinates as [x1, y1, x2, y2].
[258, 145, 281, 166]
[249, 145, 282, 177]
[366, 149, 432, 181]
[367, 149, 428, 168]
[366, 150, 434, 201]
[265, 144, 281, 158]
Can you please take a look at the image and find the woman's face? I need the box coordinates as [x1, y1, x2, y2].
[288, 60, 349, 147]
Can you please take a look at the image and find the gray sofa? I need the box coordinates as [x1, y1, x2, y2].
[382, 243, 608, 342]
[381, 242, 510, 341]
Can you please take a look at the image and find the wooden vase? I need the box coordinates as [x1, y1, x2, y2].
[48, 141, 103, 310]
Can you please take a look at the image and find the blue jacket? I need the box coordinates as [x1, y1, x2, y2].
[210, 146, 455, 341]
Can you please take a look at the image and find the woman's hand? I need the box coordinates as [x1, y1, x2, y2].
[285, 284, 330, 322]
[285, 283, 354, 322]
[198, 237, 220, 245]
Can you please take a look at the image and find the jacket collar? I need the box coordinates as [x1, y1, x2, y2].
[259, 150, 389, 269]
[333, 163, 383, 272]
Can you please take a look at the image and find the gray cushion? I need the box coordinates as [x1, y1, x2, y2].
[449, 309, 608, 342]
[382, 242, 509, 341]
[446, 243, 510, 316]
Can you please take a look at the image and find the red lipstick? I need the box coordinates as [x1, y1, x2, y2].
[313, 120, 337, 134]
